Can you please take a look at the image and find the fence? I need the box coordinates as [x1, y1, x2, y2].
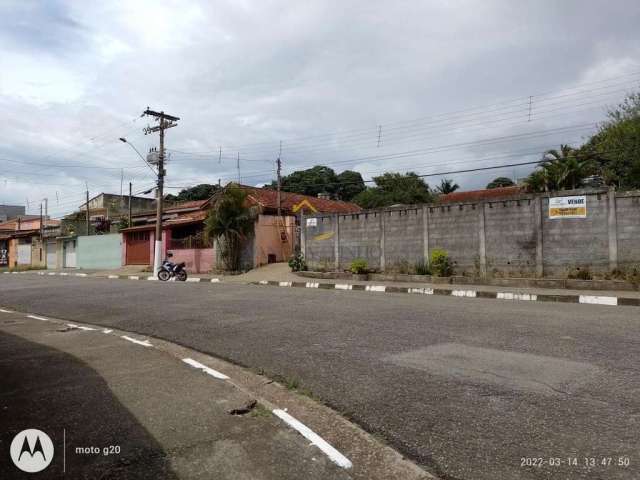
[301, 188, 640, 278]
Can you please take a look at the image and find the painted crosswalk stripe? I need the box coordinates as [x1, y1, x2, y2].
[182, 358, 229, 380]
[272, 409, 353, 469]
[27, 314, 49, 321]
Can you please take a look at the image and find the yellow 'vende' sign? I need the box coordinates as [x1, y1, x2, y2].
[549, 195, 587, 219]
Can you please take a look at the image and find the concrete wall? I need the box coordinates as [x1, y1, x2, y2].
[77, 234, 123, 269]
[303, 189, 640, 278]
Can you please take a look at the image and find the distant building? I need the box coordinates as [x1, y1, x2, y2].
[0, 204, 25, 223]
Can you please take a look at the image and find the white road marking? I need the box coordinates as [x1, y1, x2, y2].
[272, 409, 353, 469]
[579, 295, 618, 306]
[182, 358, 229, 379]
[102, 329, 113, 334]
[305, 282, 319, 288]
[0, 308, 13, 313]
[279, 281, 292, 287]
[365, 285, 386, 292]
[27, 314, 49, 322]
[334, 284, 352, 290]
[66, 323, 97, 331]
[121, 335, 152, 347]
[210, 278, 221, 283]
[497, 292, 537, 301]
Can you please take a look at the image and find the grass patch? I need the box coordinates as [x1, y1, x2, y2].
[250, 403, 272, 418]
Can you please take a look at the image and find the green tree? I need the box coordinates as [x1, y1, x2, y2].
[204, 189, 257, 271]
[582, 92, 640, 188]
[353, 172, 433, 208]
[274, 165, 339, 197]
[435, 178, 459, 195]
[525, 144, 596, 192]
[486, 177, 515, 189]
[335, 170, 365, 201]
[166, 183, 220, 203]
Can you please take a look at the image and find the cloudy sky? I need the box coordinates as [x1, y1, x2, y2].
[1, 0, 639, 218]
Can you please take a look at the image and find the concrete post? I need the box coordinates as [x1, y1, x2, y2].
[422, 205, 430, 265]
[534, 196, 544, 278]
[300, 211, 306, 258]
[379, 212, 386, 272]
[478, 202, 487, 278]
[333, 214, 340, 271]
[608, 188, 618, 271]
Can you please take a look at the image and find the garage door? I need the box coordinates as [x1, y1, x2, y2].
[46, 241, 57, 269]
[17, 243, 31, 265]
[126, 231, 151, 265]
[63, 240, 76, 268]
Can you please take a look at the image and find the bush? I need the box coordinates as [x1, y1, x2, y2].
[288, 252, 307, 272]
[567, 267, 593, 280]
[430, 249, 452, 277]
[414, 259, 431, 276]
[350, 258, 368, 274]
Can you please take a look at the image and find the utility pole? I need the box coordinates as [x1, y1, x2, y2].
[40, 202, 43, 240]
[237, 152, 241, 183]
[142, 108, 180, 276]
[44, 198, 48, 232]
[276, 140, 282, 219]
[128, 182, 132, 227]
[86, 189, 90, 236]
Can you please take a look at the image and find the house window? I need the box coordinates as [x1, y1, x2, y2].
[169, 224, 211, 249]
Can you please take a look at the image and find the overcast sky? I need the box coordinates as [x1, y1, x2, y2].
[1, 0, 639, 217]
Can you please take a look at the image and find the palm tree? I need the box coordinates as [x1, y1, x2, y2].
[525, 144, 596, 192]
[436, 178, 459, 195]
[204, 188, 257, 271]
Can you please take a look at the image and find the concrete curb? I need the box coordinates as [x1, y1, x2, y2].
[33, 271, 223, 283]
[253, 280, 640, 307]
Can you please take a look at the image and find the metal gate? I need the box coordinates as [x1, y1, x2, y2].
[63, 240, 76, 268]
[46, 241, 57, 269]
[126, 231, 151, 265]
[17, 243, 31, 265]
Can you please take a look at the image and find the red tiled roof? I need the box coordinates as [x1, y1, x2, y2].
[439, 186, 523, 204]
[165, 200, 209, 211]
[234, 186, 361, 214]
[121, 210, 208, 232]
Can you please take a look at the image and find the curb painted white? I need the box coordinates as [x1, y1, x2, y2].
[107, 275, 119, 279]
[272, 409, 353, 469]
[186, 277, 201, 283]
[497, 292, 537, 301]
[279, 281, 292, 287]
[102, 329, 113, 334]
[26, 314, 49, 322]
[0, 308, 13, 313]
[579, 295, 618, 306]
[48, 272, 57, 276]
[365, 285, 386, 292]
[182, 358, 229, 380]
[59, 272, 68, 276]
[334, 284, 352, 290]
[305, 282, 319, 288]
[121, 335, 152, 347]
[452, 290, 477, 297]
[259, 280, 269, 285]
[75, 273, 88, 277]
[128, 275, 140, 280]
[147, 276, 158, 281]
[210, 278, 221, 283]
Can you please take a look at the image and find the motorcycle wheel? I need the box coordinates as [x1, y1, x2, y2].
[158, 270, 171, 281]
[177, 271, 187, 282]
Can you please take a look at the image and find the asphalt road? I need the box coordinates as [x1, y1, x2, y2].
[1, 275, 638, 480]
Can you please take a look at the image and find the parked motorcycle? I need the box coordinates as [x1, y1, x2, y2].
[158, 254, 188, 281]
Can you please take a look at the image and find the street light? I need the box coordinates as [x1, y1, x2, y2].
[119, 137, 157, 175]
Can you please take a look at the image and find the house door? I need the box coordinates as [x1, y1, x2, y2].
[17, 243, 31, 265]
[63, 240, 76, 268]
[126, 231, 151, 265]
[46, 241, 57, 269]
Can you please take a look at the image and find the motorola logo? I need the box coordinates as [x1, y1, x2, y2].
[10, 429, 54, 473]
